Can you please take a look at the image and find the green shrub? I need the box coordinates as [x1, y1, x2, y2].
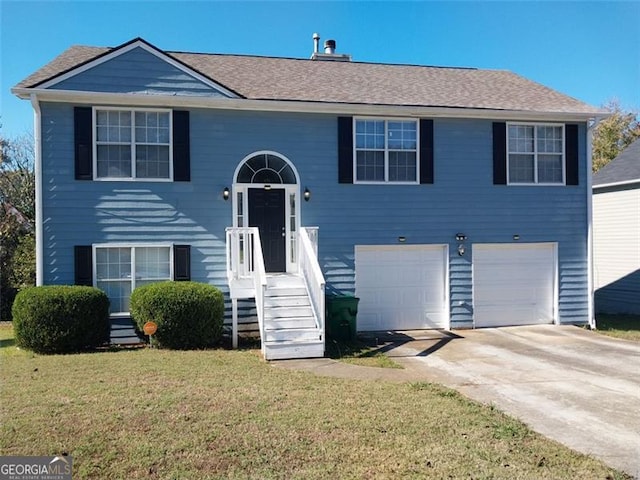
[12, 285, 110, 354]
[130, 281, 224, 349]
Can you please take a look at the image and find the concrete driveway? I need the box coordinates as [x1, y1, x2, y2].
[278, 325, 640, 477]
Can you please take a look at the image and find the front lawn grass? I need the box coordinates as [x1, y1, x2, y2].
[595, 314, 640, 341]
[0, 324, 631, 479]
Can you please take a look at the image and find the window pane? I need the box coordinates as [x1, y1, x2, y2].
[97, 280, 131, 314]
[537, 126, 562, 153]
[509, 154, 535, 183]
[388, 121, 417, 150]
[508, 125, 534, 153]
[538, 154, 563, 183]
[135, 247, 170, 280]
[96, 247, 133, 314]
[356, 120, 385, 149]
[96, 110, 131, 142]
[135, 112, 170, 144]
[356, 151, 385, 181]
[97, 145, 132, 177]
[388, 151, 417, 182]
[136, 145, 170, 179]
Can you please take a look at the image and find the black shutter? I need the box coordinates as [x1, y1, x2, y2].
[173, 110, 190, 182]
[174, 245, 191, 281]
[419, 119, 434, 184]
[74, 107, 93, 180]
[74, 246, 93, 286]
[337, 117, 353, 184]
[565, 124, 579, 185]
[493, 122, 507, 185]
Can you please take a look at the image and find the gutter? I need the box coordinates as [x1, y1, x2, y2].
[29, 94, 43, 286]
[593, 178, 640, 190]
[11, 87, 602, 123]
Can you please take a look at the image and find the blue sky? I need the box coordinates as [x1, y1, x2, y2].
[1, 1, 638, 137]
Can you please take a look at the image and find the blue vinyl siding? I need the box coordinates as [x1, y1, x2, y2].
[40, 104, 590, 328]
[50, 47, 229, 97]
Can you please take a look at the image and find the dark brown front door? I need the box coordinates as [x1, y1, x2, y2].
[248, 188, 286, 272]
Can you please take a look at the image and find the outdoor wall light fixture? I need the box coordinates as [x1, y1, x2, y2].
[223, 187, 230, 201]
[455, 233, 467, 241]
[304, 188, 311, 202]
[458, 244, 466, 256]
[513, 234, 520, 241]
[398, 236, 406, 243]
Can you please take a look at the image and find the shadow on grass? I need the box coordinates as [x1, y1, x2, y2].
[0, 337, 16, 349]
[594, 314, 640, 342]
[596, 314, 640, 331]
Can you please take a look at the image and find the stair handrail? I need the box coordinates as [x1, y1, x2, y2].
[251, 229, 268, 355]
[226, 227, 267, 353]
[300, 227, 325, 341]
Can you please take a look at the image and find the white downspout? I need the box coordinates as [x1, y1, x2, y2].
[30, 94, 43, 286]
[586, 117, 603, 330]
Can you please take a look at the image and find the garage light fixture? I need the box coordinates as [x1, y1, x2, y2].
[513, 234, 520, 241]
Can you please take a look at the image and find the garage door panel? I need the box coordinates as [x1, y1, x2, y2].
[355, 245, 448, 331]
[474, 243, 556, 328]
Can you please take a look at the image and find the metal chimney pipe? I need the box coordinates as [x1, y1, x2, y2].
[312, 33, 320, 54]
[324, 39, 336, 54]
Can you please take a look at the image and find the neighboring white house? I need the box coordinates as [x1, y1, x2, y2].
[592, 138, 640, 314]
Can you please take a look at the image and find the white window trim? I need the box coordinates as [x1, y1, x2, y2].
[92, 243, 174, 316]
[92, 106, 174, 182]
[353, 116, 420, 185]
[506, 122, 565, 186]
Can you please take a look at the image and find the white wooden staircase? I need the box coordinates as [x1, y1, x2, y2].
[262, 275, 324, 360]
[226, 227, 325, 360]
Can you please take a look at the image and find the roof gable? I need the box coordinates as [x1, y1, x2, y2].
[593, 138, 640, 187]
[35, 38, 240, 98]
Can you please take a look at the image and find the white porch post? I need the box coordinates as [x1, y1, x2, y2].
[232, 298, 238, 349]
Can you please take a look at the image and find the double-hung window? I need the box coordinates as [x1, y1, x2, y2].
[507, 123, 564, 184]
[355, 118, 418, 183]
[95, 108, 172, 180]
[95, 245, 171, 314]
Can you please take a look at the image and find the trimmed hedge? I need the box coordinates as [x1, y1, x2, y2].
[130, 281, 224, 349]
[12, 285, 110, 354]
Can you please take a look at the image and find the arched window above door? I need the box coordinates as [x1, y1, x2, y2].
[236, 153, 297, 184]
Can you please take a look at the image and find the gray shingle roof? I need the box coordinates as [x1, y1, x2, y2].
[593, 138, 640, 186]
[15, 41, 603, 115]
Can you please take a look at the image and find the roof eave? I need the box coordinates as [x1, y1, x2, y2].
[13, 87, 601, 122]
[593, 178, 640, 190]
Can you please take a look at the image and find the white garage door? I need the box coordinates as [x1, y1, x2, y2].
[355, 245, 448, 331]
[474, 243, 556, 328]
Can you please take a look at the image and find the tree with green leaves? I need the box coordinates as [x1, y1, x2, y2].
[1, 131, 36, 320]
[592, 100, 640, 173]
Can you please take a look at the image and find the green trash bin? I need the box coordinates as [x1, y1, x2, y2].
[326, 295, 359, 341]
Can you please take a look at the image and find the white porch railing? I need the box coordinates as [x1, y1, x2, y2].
[300, 227, 325, 339]
[226, 227, 267, 352]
